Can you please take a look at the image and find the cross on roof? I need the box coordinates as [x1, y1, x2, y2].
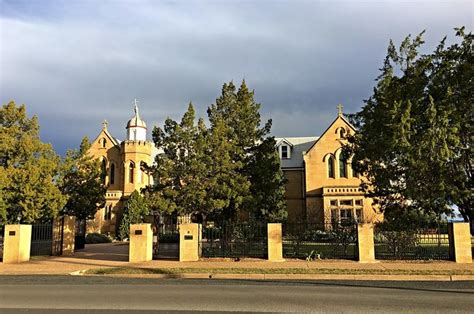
[133, 99, 139, 114]
[337, 104, 343, 116]
[102, 119, 108, 129]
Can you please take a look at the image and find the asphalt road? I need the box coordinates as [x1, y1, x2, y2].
[0, 276, 473, 313]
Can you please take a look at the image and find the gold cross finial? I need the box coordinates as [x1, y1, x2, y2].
[337, 104, 343, 116]
[102, 119, 108, 129]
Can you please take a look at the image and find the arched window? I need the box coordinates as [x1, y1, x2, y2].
[101, 159, 107, 184]
[102, 138, 107, 148]
[140, 161, 147, 184]
[339, 128, 345, 138]
[351, 163, 358, 178]
[339, 155, 347, 178]
[110, 163, 115, 185]
[129, 162, 135, 183]
[328, 156, 335, 178]
[104, 205, 112, 220]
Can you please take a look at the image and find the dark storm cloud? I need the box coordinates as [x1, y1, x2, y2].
[1, 0, 472, 154]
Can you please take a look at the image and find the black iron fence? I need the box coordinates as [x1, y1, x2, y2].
[154, 223, 179, 260]
[157, 223, 179, 243]
[374, 224, 450, 260]
[201, 222, 267, 258]
[75, 219, 86, 250]
[282, 222, 358, 260]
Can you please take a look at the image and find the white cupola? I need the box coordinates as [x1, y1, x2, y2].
[126, 99, 147, 141]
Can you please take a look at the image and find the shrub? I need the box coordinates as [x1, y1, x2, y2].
[86, 233, 112, 244]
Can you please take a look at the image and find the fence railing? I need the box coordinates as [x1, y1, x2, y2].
[282, 222, 358, 260]
[201, 222, 267, 258]
[31, 223, 54, 256]
[157, 223, 179, 243]
[374, 224, 450, 260]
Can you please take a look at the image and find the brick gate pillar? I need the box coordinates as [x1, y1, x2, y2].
[357, 223, 376, 263]
[448, 222, 472, 263]
[129, 223, 153, 263]
[3, 225, 32, 264]
[179, 223, 201, 262]
[268, 223, 284, 261]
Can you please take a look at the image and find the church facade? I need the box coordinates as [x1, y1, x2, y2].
[276, 107, 380, 224]
[86, 102, 154, 235]
[86, 103, 379, 235]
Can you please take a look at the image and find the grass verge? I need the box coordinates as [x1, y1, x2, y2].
[85, 267, 474, 276]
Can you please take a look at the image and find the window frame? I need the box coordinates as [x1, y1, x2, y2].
[110, 163, 115, 185]
[129, 162, 135, 184]
[328, 156, 335, 178]
[339, 155, 347, 178]
[280, 145, 290, 159]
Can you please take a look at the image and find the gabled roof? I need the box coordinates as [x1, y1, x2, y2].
[305, 114, 355, 154]
[275, 138, 294, 148]
[275, 136, 319, 168]
[92, 127, 120, 147]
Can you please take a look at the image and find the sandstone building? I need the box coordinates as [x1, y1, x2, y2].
[86, 101, 154, 234]
[276, 106, 379, 224]
[87, 103, 378, 234]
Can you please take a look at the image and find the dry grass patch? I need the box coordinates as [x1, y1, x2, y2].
[85, 267, 474, 276]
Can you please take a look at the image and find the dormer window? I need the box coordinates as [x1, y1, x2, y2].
[275, 139, 293, 159]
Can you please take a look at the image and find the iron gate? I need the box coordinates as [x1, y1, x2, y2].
[155, 223, 179, 260]
[201, 222, 267, 258]
[75, 219, 86, 250]
[31, 223, 54, 256]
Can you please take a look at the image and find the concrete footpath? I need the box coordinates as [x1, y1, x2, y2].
[0, 243, 473, 281]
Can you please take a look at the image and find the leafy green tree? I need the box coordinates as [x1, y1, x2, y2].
[348, 28, 473, 223]
[0, 101, 66, 223]
[119, 190, 150, 240]
[59, 137, 106, 220]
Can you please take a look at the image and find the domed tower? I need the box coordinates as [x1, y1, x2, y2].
[122, 99, 153, 194]
[126, 101, 147, 141]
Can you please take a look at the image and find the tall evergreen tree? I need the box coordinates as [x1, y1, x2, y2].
[348, 28, 473, 223]
[148, 103, 209, 216]
[148, 81, 287, 222]
[207, 81, 285, 221]
[248, 137, 287, 222]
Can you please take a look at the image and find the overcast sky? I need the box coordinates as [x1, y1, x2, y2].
[0, 0, 472, 154]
